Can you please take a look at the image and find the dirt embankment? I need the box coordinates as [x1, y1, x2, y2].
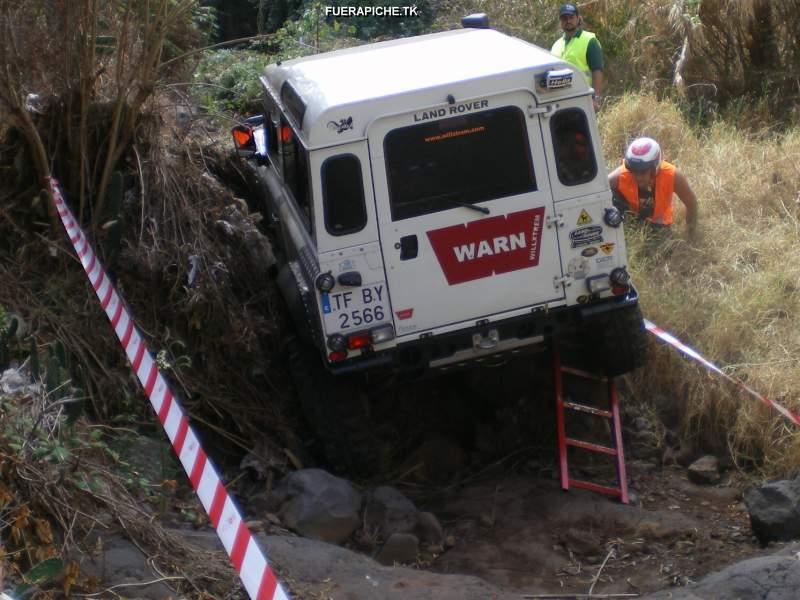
[0, 107, 792, 599]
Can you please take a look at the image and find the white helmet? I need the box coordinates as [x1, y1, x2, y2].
[624, 137, 662, 173]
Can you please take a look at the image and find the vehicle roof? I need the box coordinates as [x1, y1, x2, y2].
[262, 28, 589, 148]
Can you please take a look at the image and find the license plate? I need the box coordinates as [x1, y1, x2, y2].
[321, 283, 387, 331]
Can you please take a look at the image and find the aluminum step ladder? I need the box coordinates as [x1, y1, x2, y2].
[553, 345, 629, 504]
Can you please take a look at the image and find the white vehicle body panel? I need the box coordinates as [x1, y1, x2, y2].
[317, 243, 391, 336]
[367, 90, 566, 339]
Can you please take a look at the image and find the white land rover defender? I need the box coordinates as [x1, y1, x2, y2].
[233, 15, 647, 381]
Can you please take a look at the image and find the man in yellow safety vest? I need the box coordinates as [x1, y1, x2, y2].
[550, 3, 604, 111]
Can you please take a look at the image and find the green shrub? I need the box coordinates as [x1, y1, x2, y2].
[193, 49, 273, 115]
[192, 2, 361, 117]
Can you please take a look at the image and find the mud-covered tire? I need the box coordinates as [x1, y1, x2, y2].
[581, 304, 648, 377]
[286, 338, 381, 477]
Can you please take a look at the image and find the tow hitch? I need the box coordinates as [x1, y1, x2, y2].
[472, 329, 500, 351]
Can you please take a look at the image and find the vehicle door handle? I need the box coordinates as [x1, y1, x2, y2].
[399, 235, 418, 260]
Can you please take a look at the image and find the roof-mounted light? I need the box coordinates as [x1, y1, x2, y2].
[461, 13, 490, 29]
[539, 68, 574, 91]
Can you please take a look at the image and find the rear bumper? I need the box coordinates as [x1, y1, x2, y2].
[328, 287, 639, 375]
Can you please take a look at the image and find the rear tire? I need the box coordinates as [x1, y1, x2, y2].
[581, 304, 648, 377]
[286, 338, 382, 477]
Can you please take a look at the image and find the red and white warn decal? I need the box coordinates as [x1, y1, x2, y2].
[426, 207, 545, 285]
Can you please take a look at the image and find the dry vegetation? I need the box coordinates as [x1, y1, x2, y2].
[0, 375, 239, 596]
[429, 0, 800, 477]
[600, 93, 800, 477]
[1, 3, 294, 592]
[437, 0, 800, 114]
[0, 0, 202, 225]
[3, 0, 800, 593]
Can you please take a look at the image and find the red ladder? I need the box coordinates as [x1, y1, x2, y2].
[554, 345, 629, 504]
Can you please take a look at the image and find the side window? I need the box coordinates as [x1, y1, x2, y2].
[322, 154, 367, 236]
[281, 82, 307, 128]
[280, 117, 312, 231]
[550, 108, 597, 186]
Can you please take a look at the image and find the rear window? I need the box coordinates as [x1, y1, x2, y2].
[551, 108, 597, 186]
[384, 106, 537, 221]
[322, 154, 367, 236]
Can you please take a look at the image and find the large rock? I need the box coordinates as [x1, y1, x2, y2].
[375, 532, 419, 566]
[275, 469, 362, 544]
[415, 511, 445, 547]
[365, 486, 419, 537]
[744, 478, 800, 544]
[364, 487, 445, 550]
[687, 455, 721, 484]
[642, 546, 800, 600]
[78, 534, 174, 599]
[258, 534, 521, 600]
[180, 530, 520, 599]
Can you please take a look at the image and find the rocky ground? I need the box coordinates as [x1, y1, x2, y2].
[73, 373, 800, 600]
[78, 455, 800, 600]
[5, 346, 799, 600]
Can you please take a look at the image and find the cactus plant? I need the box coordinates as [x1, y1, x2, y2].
[45, 355, 63, 397]
[45, 346, 72, 399]
[55, 339, 70, 372]
[29, 336, 40, 383]
[0, 316, 18, 370]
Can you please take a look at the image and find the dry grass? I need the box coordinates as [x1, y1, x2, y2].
[433, 0, 690, 96]
[600, 94, 800, 476]
[0, 382, 238, 596]
[0, 0, 202, 229]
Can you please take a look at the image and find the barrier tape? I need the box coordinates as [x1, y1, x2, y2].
[644, 319, 800, 427]
[48, 179, 290, 600]
[47, 168, 799, 596]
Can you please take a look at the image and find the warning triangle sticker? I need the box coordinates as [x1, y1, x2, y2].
[576, 209, 593, 225]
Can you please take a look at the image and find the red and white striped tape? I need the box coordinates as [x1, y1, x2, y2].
[48, 179, 290, 600]
[644, 319, 800, 426]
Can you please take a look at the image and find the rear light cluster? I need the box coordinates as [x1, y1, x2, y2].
[610, 267, 631, 295]
[327, 324, 395, 362]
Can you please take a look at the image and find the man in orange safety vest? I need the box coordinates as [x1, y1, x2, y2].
[608, 137, 699, 238]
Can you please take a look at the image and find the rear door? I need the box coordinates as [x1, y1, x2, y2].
[368, 91, 565, 338]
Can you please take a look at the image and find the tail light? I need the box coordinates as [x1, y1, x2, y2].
[329, 325, 396, 362]
[327, 333, 347, 352]
[231, 125, 254, 150]
[328, 350, 348, 362]
[315, 272, 336, 292]
[610, 267, 631, 286]
[347, 331, 371, 350]
[610, 268, 631, 295]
